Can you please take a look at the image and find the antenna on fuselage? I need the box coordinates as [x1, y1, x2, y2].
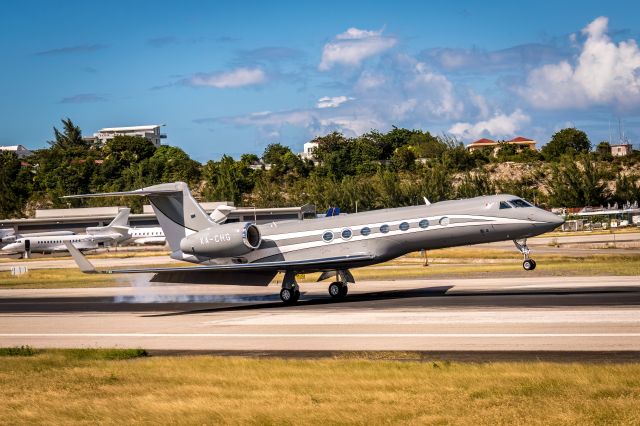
[423, 197, 431, 206]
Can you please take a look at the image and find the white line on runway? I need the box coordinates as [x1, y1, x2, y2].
[2, 333, 640, 338]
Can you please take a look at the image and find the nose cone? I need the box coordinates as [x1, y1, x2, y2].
[539, 210, 564, 232]
[1, 243, 19, 252]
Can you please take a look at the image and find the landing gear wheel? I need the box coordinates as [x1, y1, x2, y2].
[339, 284, 348, 297]
[523, 259, 535, 271]
[328, 282, 347, 299]
[280, 288, 298, 304]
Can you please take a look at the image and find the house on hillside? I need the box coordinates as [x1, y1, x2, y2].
[300, 141, 318, 160]
[466, 136, 536, 153]
[611, 143, 632, 157]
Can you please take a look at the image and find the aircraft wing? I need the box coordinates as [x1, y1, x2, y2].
[64, 241, 374, 275]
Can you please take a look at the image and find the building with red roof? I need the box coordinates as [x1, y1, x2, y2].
[466, 136, 536, 153]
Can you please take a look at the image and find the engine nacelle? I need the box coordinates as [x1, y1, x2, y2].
[179, 222, 261, 258]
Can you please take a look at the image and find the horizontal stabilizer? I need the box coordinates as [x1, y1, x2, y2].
[62, 188, 180, 199]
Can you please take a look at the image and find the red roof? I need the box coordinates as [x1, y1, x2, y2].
[470, 138, 495, 145]
[509, 136, 533, 142]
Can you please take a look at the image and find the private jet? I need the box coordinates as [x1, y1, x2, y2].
[64, 181, 564, 304]
[2, 209, 129, 258]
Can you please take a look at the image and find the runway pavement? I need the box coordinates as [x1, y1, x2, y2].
[1, 276, 639, 353]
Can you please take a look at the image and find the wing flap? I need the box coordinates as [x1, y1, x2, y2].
[108, 254, 375, 274]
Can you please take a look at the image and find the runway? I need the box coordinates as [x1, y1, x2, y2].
[1, 276, 640, 353]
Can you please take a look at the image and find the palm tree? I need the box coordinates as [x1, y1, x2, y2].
[48, 118, 87, 150]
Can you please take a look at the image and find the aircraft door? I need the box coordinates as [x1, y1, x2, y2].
[24, 239, 30, 251]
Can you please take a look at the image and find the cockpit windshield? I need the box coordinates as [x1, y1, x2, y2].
[509, 198, 533, 208]
[499, 201, 512, 209]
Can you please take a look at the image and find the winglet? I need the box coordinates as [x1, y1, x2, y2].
[64, 242, 98, 273]
[423, 197, 431, 206]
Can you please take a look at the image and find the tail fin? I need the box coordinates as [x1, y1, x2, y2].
[86, 208, 130, 235]
[64, 182, 215, 253]
[107, 208, 130, 227]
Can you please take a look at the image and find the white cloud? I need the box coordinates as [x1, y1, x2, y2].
[448, 109, 531, 140]
[406, 62, 464, 119]
[355, 71, 386, 90]
[316, 96, 354, 108]
[517, 16, 640, 109]
[188, 67, 266, 88]
[319, 27, 396, 70]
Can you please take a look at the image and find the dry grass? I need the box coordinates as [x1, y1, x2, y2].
[0, 349, 639, 425]
[0, 268, 122, 289]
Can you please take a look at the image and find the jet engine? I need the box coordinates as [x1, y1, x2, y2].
[179, 222, 261, 258]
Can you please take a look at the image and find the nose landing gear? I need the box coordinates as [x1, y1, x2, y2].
[513, 239, 536, 271]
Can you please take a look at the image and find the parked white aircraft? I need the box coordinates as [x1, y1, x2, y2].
[119, 226, 165, 245]
[1, 209, 129, 258]
[1, 229, 75, 245]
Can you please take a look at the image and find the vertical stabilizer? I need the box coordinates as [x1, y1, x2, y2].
[63, 182, 215, 254]
[144, 182, 215, 252]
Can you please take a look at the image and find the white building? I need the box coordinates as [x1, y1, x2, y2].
[611, 143, 633, 157]
[300, 141, 318, 160]
[88, 125, 166, 147]
[0, 145, 33, 159]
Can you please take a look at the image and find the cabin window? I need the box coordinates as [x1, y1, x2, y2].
[419, 219, 429, 229]
[360, 227, 371, 236]
[499, 201, 512, 209]
[399, 222, 410, 231]
[439, 217, 450, 226]
[509, 199, 533, 208]
[380, 224, 390, 234]
[322, 231, 333, 242]
[341, 229, 352, 240]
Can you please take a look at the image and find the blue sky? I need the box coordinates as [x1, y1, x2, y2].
[1, 0, 639, 161]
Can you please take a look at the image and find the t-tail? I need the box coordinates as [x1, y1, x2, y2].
[86, 207, 131, 235]
[64, 182, 217, 259]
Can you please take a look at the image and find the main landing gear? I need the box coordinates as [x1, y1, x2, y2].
[278, 269, 355, 304]
[513, 238, 536, 271]
[279, 270, 300, 305]
[321, 269, 354, 300]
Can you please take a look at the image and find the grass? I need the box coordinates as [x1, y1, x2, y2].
[0, 268, 124, 289]
[0, 349, 639, 424]
[0, 250, 169, 263]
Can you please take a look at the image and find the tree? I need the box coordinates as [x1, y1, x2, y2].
[48, 118, 88, 151]
[390, 146, 416, 171]
[456, 171, 495, 198]
[546, 154, 606, 207]
[262, 143, 292, 165]
[542, 128, 591, 160]
[0, 152, 28, 218]
[103, 136, 156, 165]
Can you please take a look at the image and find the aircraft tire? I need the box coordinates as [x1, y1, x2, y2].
[530, 259, 537, 270]
[523, 259, 534, 271]
[280, 288, 296, 304]
[339, 284, 348, 297]
[328, 282, 344, 298]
